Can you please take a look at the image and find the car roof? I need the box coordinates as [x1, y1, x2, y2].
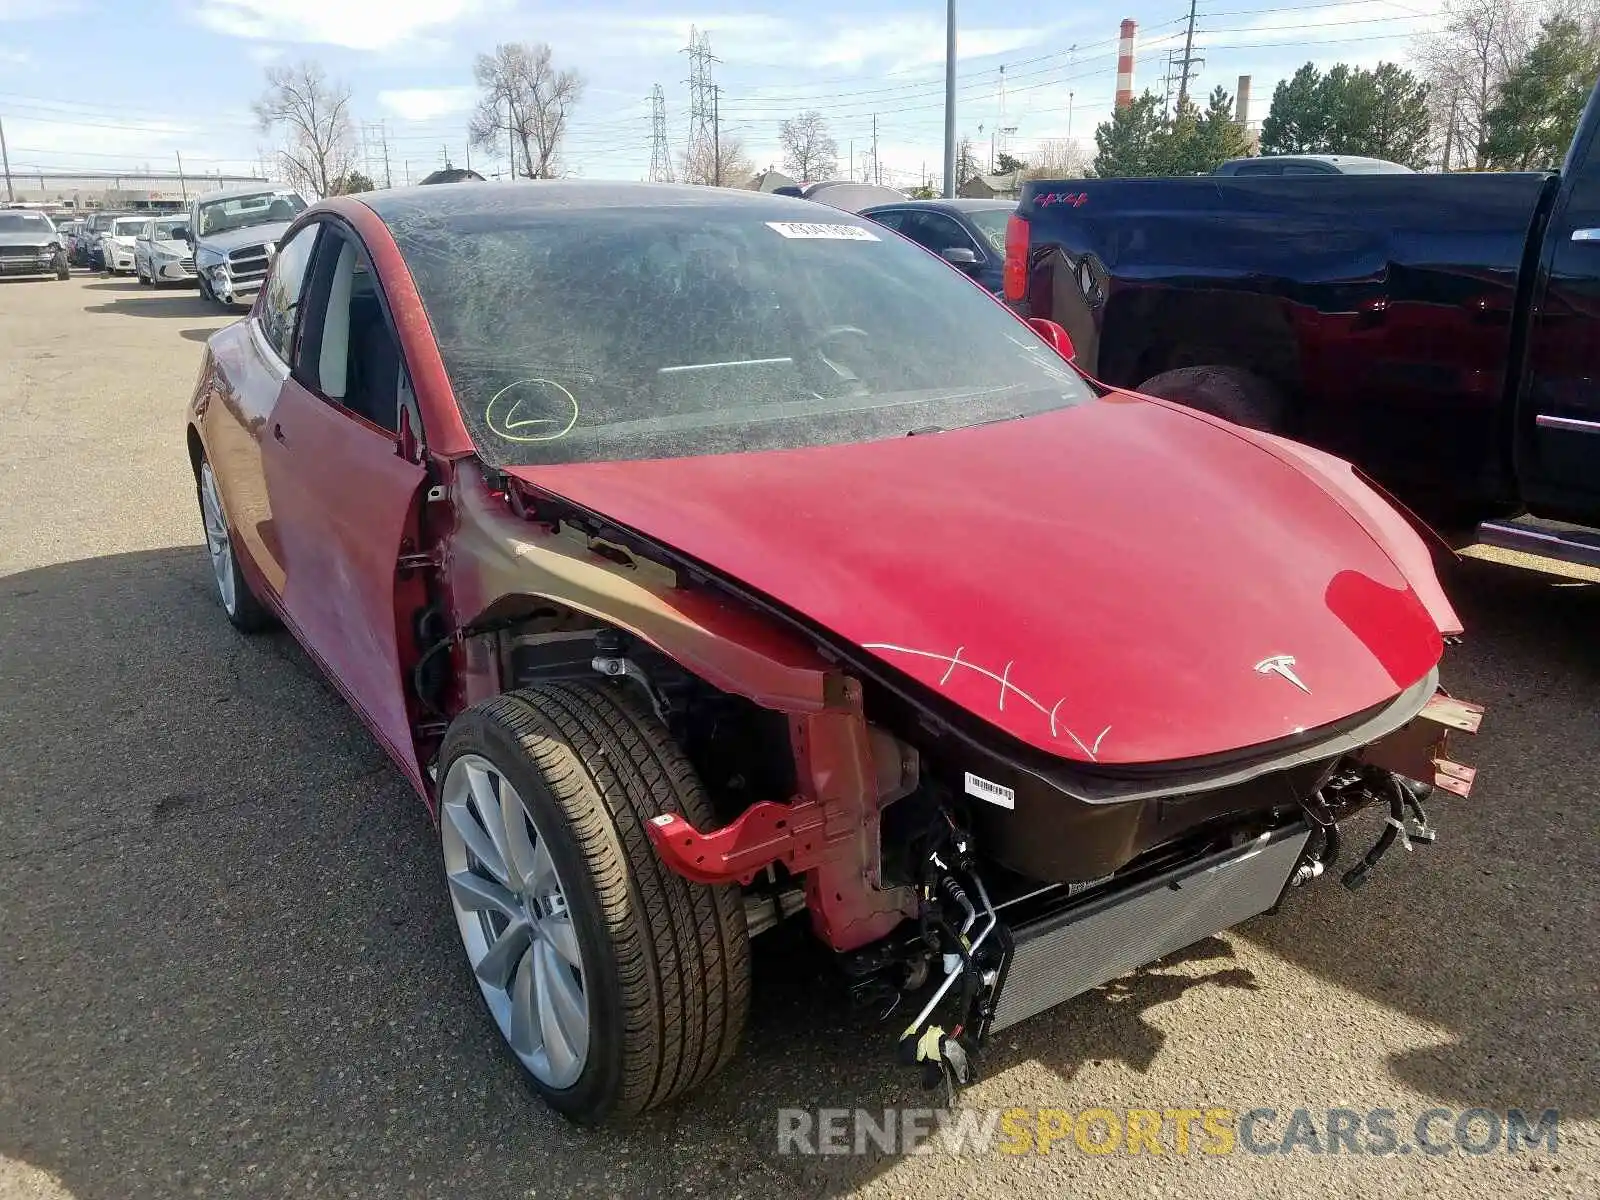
[1217, 154, 1413, 173]
[360, 180, 882, 224]
[862, 197, 1015, 214]
[194, 183, 296, 201]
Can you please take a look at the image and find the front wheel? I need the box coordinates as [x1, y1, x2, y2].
[438, 684, 750, 1123]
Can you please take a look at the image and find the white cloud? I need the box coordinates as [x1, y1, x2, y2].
[246, 43, 284, 63]
[378, 85, 479, 120]
[191, 0, 489, 51]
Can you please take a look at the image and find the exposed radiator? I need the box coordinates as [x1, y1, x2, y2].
[990, 826, 1310, 1031]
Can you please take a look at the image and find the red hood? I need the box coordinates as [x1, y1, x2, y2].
[507, 397, 1443, 765]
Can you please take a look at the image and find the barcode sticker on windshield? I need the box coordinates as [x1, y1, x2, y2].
[964, 772, 1015, 810]
[765, 221, 879, 241]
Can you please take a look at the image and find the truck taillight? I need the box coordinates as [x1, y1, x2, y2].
[1003, 213, 1028, 303]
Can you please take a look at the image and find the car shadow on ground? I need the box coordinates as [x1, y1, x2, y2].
[0, 548, 1593, 1199]
[1243, 555, 1599, 1120]
[83, 291, 221, 320]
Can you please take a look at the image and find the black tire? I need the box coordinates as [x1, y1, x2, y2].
[54, 254, 70, 281]
[1136, 365, 1285, 432]
[439, 684, 751, 1123]
[195, 457, 274, 634]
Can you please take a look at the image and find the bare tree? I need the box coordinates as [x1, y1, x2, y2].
[468, 43, 585, 179]
[252, 61, 358, 198]
[679, 134, 754, 187]
[778, 110, 839, 181]
[1416, 0, 1537, 169]
[1023, 138, 1091, 180]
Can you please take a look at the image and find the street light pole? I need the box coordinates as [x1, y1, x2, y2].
[942, 0, 956, 197]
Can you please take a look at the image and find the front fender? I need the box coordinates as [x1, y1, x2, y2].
[444, 464, 838, 712]
[1239, 428, 1463, 637]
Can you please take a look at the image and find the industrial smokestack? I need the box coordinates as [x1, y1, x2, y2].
[1236, 75, 1252, 124]
[1116, 20, 1137, 110]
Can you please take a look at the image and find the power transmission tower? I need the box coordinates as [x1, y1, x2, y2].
[683, 27, 719, 184]
[1163, 46, 1205, 116]
[1175, 0, 1202, 111]
[649, 84, 674, 182]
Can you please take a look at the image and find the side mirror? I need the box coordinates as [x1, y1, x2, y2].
[941, 246, 981, 269]
[1028, 316, 1076, 362]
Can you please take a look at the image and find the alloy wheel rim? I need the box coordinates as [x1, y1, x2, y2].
[198, 463, 237, 615]
[441, 754, 590, 1089]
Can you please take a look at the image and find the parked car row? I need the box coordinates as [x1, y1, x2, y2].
[15, 184, 310, 303]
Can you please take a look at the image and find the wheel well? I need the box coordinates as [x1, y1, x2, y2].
[1098, 287, 1303, 398]
[185, 425, 204, 482]
[443, 598, 797, 826]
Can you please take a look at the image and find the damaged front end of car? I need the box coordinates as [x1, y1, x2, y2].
[645, 659, 1481, 1095]
[428, 460, 1481, 1102]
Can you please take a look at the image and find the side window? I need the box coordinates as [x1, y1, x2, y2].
[1283, 163, 1335, 175]
[1234, 161, 1283, 176]
[294, 228, 408, 434]
[920, 213, 979, 254]
[900, 212, 976, 255]
[258, 224, 319, 362]
[868, 209, 907, 231]
[896, 212, 940, 251]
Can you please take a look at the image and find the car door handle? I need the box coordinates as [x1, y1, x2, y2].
[272, 422, 287, 444]
[1572, 228, 1600, 242]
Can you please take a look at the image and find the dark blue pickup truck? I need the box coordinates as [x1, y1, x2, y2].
[1005, 80, 1600, 562]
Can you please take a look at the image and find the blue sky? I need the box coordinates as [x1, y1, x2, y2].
[0, 0, 1440, 188]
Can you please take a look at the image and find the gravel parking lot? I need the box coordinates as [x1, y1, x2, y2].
[1, 273, 1595, 1200]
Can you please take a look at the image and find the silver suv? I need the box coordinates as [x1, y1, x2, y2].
[187, 185, 308, 306]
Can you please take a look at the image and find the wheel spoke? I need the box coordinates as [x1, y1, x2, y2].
[446, 869, 520, 920]
[498, 781, 541, 890]
[466, 764, 515, 874]
[509, 947, 542, 1056]
[536, 942, 586, 1080]
[443, 799, 509, 882]
[528, 836, 558, 894]
[473, 918, 532, 991]
[541, 911, 582, 970]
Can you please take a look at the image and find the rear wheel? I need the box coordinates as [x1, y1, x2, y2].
[197, 458, 273, 633]
[1136, 365, 1285, 432]
[438, 684, 750, 1123]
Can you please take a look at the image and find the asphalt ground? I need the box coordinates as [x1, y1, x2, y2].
[1, 273, 1595, 1199]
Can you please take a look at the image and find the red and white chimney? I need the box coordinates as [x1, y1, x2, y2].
[1115, 19, 1137, 110]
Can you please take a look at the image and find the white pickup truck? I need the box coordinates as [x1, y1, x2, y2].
[186, 184, 307, 307]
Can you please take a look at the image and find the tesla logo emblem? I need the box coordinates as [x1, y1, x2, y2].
[1255, 654, 1310, 694]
